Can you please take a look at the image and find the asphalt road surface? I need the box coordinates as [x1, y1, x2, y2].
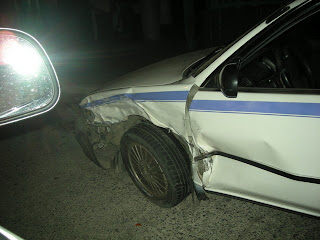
[0, 41, 320, 240]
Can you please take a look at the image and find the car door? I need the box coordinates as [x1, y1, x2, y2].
[189, 90, 320, 179]
[189, 4, 320, 186]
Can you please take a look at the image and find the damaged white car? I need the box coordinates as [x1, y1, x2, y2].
[76, 0, 320, 216]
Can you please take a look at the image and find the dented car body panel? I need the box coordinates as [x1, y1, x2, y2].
[79, 0, 320, 217]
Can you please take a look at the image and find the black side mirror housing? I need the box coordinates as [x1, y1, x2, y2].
[219, 62, 239, 98]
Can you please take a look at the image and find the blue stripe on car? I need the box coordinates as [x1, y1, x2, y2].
[127, 91, 189, 101]
[82, 91, 320, 118]
[81, 91, 189, 108]
[190, 100, 320, 117]
[82, 95, 129, 108]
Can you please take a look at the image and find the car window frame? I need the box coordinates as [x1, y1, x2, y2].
[200, 0, 320, 95]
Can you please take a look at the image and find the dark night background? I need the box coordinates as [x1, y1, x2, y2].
[0, 0, 288, 89]
[0, 0, 286, 51]
[1, 1, 320, 240]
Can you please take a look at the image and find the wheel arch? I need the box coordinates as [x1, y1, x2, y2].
[122, 116, 193, 167]
[114, 115, 193, 175]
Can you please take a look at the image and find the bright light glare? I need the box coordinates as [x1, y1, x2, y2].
[0, 226, 21, 240]
[3, 40, 42, 75]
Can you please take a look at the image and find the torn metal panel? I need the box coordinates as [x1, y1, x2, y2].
[81, 93, 150, 125]
[80, 78, 211, 199]
[183, 83, 210, 190]
[81, 84, 195, 140]
[76, 113, 147, 171]
[90, 99, 149, 125]
[78, 85, 197, 172]
[184, 83, 201, 156]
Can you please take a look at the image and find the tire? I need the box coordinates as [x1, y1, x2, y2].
[120, 122, 190, 208]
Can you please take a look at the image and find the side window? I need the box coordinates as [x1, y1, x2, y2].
[239, 10, 320, 89]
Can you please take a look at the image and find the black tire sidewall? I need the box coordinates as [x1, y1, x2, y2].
[121, 134, 175, 206]
[121, 123, 190, 208]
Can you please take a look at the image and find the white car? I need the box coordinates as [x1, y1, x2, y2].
[76, 0, 320, 217]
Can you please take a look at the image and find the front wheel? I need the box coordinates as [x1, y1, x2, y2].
[120, 122, 190, 208]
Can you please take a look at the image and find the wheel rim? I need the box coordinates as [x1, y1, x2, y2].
[128, 144, 168, 198]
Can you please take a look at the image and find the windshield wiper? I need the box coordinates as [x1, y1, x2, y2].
[184, 46, 224, 78]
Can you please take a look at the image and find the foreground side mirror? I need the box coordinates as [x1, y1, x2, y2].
[0, 28, 60, 126]
[219, 62, 239, 98]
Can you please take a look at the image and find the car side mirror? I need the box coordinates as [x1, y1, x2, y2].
[219, 62, 239, 98]
[0, 29, 60, 126]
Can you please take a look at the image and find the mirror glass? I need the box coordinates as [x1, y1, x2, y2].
[0, 31, 54, 119]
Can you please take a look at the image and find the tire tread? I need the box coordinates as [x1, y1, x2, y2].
[121, 122, 190, 207]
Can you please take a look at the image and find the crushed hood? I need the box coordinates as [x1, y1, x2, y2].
[98, 48, 216, 91]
